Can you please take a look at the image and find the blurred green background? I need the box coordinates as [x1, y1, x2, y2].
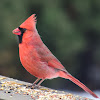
[0, 0, 100, 91]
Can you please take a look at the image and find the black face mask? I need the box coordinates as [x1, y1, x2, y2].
[18, 27, 26, 44]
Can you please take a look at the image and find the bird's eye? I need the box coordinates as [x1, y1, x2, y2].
[18, 27, 26, 34]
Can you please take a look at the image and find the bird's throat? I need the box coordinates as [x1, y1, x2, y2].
[18, 33, 23, 44]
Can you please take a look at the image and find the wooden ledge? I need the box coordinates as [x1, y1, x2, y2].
[0, 75, 92, 100]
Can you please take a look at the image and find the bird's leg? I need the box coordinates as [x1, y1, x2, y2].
[26, 78, 40, 88]
[33, 78, 40, 85]
[37, 79, 45, 87]
[31, 79, 45, 89]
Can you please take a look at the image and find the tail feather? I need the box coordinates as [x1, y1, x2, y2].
[59, 71, 99, 98]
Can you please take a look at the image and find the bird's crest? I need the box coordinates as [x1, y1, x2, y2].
[20, 14, 37, 31]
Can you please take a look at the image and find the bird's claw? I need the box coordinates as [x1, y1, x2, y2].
[26, 84, 40, 89]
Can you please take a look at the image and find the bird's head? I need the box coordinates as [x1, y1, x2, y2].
[12, 14, 37, 43]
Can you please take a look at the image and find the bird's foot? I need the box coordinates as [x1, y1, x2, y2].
[26, 84, 40, 89]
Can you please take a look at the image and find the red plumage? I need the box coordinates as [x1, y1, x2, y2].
[12, 14, 99, 98]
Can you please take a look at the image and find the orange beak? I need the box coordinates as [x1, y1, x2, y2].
[12, 28, 21, 35]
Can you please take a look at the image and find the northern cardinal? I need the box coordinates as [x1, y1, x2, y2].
[12, 14, 99, 98]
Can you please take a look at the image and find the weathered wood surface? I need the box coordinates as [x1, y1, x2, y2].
[0, 75, 92, 100]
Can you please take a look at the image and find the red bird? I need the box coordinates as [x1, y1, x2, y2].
[12, 14, 99, 98]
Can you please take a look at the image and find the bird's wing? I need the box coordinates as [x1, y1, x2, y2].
[48, 59, 68, 72]
[36, 43, 67, 72]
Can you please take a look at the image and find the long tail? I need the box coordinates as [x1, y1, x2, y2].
[59, 71, 99, 98]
